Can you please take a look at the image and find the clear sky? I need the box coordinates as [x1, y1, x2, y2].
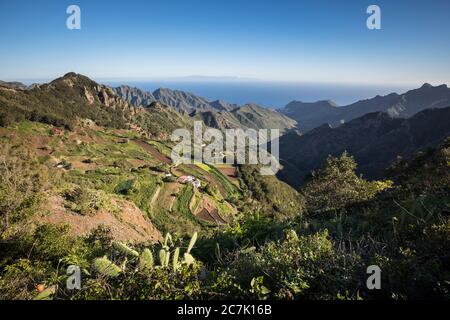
[0, 0, 449, 86]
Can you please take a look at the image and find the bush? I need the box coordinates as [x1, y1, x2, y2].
[210, 230, 363, 300]
[301, 152, 392, 214]
[0, 143, 46, 232]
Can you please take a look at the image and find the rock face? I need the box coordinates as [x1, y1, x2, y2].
[281, 84, 450, 132]
[277, 107, 450, 188]
[114, 85, 156, 108]
[48, 73, 134, 110]
[152, 88, 213, 113]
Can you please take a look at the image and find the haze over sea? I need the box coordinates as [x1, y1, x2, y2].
[103, 80, 413, 108]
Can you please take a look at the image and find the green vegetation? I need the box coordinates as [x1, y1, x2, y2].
[62, 186, 118, 216]
[0, 134, 449, 300]
[301, 152, 393, 213]
[0, 74, 130, 130]
[238, 164, 305, 220]
[0, 143, 46, 231]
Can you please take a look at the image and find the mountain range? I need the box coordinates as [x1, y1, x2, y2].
[281, 83, 450, 132]
[1, 73, 449, 191]
[278, 106, 450, 188]
[113, 85, 297, 131]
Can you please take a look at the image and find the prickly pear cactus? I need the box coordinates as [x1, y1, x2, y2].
[93, 256, 121, 278]
[113, 242, 139, 258]
[139, 248, 154, 272]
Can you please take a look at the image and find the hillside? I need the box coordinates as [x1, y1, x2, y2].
[282, 83, 450, 132]
[0, 119, 244, 238]
[278, 107, 450, 188]
[0, 73, 136, 130]
[0, 73, 196, 140]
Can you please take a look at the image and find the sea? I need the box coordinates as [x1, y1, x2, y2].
[103, 80, 413, 108]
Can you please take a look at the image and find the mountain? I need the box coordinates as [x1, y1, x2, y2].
[152, 87, 213, 113]
[230, 104, 297, 130]
[277, 106, 450, 188]
[114, 85, 156, 107]
[282, 83, 450, 132]
[0, 80, 29, 90]
[114, 84, 296, 131]
[0, 73, 194, 139]
[139, 101, 193, 139]
[189, 103, 297, 131]
[0, 72, 135, 130]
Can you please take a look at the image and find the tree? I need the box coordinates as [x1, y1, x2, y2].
[301, 152, 391, 213]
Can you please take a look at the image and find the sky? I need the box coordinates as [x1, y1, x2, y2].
[0, 0, 449, 86]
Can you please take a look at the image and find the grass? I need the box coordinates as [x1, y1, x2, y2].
[126, 175, 162, 216]
[173, 185, 196, 219]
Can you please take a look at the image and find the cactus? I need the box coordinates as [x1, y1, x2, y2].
[164, 250, 171, 267]
[186, 232, 197, 254]
[89, 232, 197, 279]
[93, 256, 121, 278]
[113, 242, 139, 258]
[183, 252, 195, 266]
[163, 233, 173, 249]
[139, 248, 154, 272]
[158, 249, 167, 266]
[181, 232, 197, 266]
[172, 247, 180, 272]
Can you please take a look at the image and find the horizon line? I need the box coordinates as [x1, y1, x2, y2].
[2, 73, 446, 89]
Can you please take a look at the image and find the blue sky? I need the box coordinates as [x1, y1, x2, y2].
[0, 0, 449, 85]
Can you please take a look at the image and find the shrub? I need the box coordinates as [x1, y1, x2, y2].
[301, 152, 392, 214]
[0, 143, 46, 232]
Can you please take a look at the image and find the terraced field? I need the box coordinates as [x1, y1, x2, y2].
[0, 121, 242, 238]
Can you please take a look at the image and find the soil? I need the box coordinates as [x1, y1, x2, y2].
[36, 195, 162, 243]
